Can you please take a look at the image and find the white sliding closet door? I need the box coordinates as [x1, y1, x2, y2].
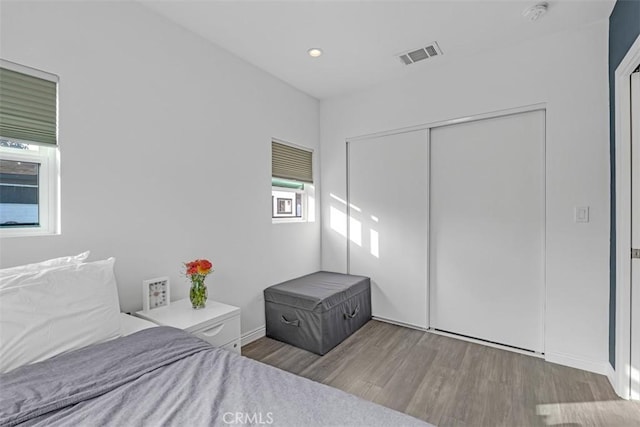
[348, 130, 428, 328]
[430, 110, 545, 352]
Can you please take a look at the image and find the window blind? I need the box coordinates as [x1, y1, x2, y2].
[272, 141, 313, 183]
[0, 66, 57, 146]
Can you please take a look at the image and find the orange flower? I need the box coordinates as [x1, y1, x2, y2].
[197, 259, 213, 275]
[184, 261, 197, 275]
[184, 259, 213, 278]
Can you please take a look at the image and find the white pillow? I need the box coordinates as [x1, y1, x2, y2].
[0, 258, 121, 373]
[0, 251, 90, 279]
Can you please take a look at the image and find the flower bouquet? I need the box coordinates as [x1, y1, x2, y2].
[184, 259, 213, 309]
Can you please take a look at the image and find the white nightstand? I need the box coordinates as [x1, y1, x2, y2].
[135, 298, 241, 354]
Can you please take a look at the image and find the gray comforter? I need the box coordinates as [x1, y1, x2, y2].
[0, 327, 431, 427]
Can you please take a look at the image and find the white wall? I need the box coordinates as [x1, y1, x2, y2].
[320, 21, 610, 373]
[0, 1, 321, 336]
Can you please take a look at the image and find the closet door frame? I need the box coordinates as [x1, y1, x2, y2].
[346, 103, 547, 343]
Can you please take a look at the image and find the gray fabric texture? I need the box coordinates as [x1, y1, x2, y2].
[0, 327, 431, 427]
[264, 271, 370, 312]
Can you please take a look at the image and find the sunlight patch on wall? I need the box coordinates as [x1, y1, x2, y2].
[330, 193, 361, 212]
[307, 195, 316, 222]
[631, 364, 640, 400]
[370, 229, 379, 258]
[349, 216, 362, 246]
[330, 193, 347, 205]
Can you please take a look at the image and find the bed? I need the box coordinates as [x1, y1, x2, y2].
[0, 254, 432, 427]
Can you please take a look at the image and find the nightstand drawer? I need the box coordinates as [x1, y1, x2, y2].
[134, 299, 241, 350]
[192, 314, 240, 348]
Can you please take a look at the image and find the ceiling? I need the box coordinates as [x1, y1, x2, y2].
[140, 0, 615, 100]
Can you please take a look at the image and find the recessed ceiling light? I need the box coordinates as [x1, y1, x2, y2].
[307, 48, 323, 58]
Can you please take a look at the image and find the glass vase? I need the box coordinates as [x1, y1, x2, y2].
[189, 278, 208, 309]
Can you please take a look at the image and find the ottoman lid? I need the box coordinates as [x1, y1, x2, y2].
[264, 271, 370, 312]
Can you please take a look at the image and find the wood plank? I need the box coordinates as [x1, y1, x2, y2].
[373, 338, 437, 412]
[243, 320, 640, 426]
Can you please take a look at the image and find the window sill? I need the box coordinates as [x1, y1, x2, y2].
[272, 218, 308, 224]
[0, 226, 59, 238]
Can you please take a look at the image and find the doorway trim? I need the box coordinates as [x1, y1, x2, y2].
[613, 34, 640, 399]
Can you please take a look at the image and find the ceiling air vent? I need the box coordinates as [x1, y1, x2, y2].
[397, 42, 442, 66]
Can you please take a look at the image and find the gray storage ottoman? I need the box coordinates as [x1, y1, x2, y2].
[264, 271, 371, 355]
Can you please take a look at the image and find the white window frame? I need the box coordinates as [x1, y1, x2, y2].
[0, 141, 59, 237]
[272, 186, 307, 223]
[271, 138, 315, 224]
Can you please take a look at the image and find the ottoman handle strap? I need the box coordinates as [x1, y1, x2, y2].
[281, 316, 300, 327]
[344, 305, 360, 319]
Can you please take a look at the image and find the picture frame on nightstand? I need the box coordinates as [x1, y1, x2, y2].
[142, 277, 170, 311]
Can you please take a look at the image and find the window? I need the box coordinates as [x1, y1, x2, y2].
[271, 140, 314, 222]
[0, 61, 59, 237]
[272, 180, 303, 219]
[1, 157, 39, 226]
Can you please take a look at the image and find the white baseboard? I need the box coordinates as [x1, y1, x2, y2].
[605, 363, 633, 399]
[372, 316, 428, 331]
[545, 351, 609, 376]
[427, 329, 544, 359]
[606, 363, 621, 396]
[241, 325, 266, 347]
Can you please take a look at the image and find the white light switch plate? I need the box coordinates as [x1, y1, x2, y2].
[575, 206, 590, 223]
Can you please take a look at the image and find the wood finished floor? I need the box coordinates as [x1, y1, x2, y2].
[242, 320, 640, 426]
